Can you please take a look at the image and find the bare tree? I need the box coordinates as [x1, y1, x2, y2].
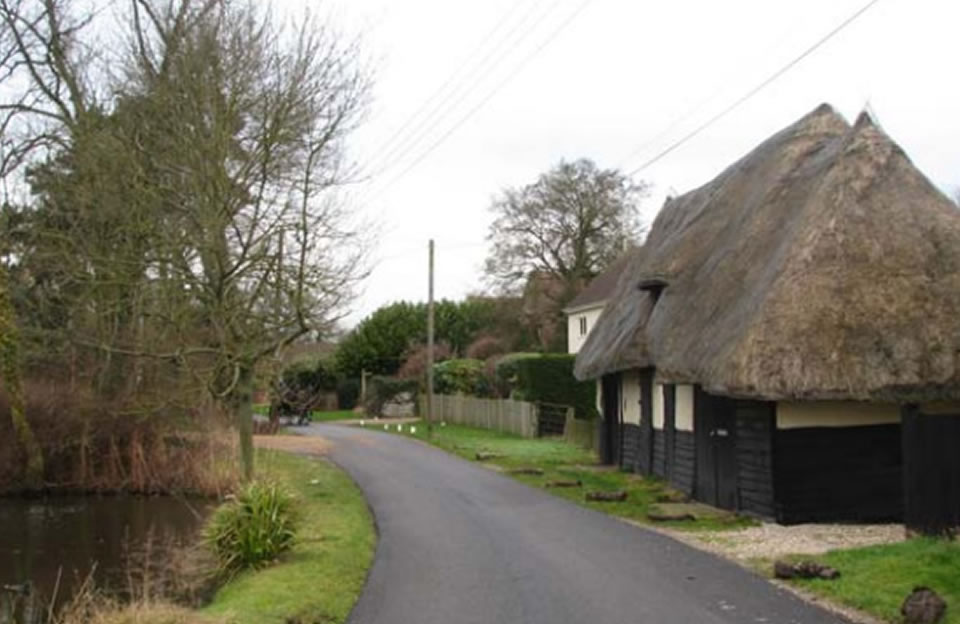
[1, 0, 371, 479]
[484, 158, 646, 301]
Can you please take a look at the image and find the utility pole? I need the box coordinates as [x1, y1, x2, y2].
[360, 369, 368, 408]
[426, 239, 435, 436]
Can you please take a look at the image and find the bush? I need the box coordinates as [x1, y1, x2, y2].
[495, 353, 597, 419]
[433, 358, 490, 396]
[465, 335, 507, 360]
[205, 481, 298, 575]
[397, 342, 452, 380]
[364, 376, 420, 417]
[492, 353, 542, 393]
[270, 359, 337, 418]
[336, 378, 360, 410]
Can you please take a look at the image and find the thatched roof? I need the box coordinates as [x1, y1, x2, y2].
[575, 103, 960, 402]
[564, 252, 634, 312]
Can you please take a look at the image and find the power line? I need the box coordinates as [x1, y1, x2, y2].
[626, 0, 883, 177]
[614, 16, 804, 171]
[361, 1, 543, 176]
[365, 0, 595, 203]
[361, 0, 561, 181]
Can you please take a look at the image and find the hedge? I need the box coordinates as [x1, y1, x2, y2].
[336, 378, 360, 410]
[495, 353, 597, 420]
[364, 376, 420, 417]
[270, 359, 337, 415]
[433, 359, 491, 397]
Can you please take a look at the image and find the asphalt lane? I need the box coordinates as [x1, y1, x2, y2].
[310, 424, 846, 624]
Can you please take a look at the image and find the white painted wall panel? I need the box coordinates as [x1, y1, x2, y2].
[675, 384, 694, 431]
[621, 370, 641, 425]
[653, 383, 664, 429]
[566, 306, 604, 354]
[776, 402, 900, 429]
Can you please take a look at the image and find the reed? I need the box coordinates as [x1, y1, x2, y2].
[1, 380, 240, 496]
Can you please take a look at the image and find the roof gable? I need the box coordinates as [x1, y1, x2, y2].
[564, 251, 634, 312]
[575, 104, 960, 402]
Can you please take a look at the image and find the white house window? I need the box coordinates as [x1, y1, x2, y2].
[579, 316, 588, 336]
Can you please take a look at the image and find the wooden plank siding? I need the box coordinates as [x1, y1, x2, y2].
[600, 374, 622, 465]
[621, 424, 642, 473]
[772, 424, 902, 524]
[612, 375, 909, 524]
[651, 431, 666, 479]
[902, 406, 960, 536]
[734, 402, 775, 518]
[670, 431, 696, 496]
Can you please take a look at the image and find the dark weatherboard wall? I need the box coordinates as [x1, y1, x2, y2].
[902, 406, 960, 536]
[772, 423, 902, 524]
[614, 378, 905, 524]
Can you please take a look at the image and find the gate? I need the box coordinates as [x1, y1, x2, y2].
[537, 402, 572, 437]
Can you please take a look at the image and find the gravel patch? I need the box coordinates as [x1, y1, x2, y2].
[658, 522, 906, 562]
[645, 522, 906, 624]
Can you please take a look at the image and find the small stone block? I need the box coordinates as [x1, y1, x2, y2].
[585, 490, 628, 502]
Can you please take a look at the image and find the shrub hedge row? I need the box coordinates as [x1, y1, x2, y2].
[495, 353, 597, 420]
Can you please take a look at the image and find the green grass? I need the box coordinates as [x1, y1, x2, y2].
[386, 420, 753, 532]
[310, 410, 356, 422]
[781, 538, 960, 623]
[203, 449, 375, 624]
[251, 404, 355, 423]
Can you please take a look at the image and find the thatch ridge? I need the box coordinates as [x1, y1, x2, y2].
[575, 104, 960, 402]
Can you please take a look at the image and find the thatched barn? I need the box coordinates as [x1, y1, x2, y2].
[575, 104, 960, 532]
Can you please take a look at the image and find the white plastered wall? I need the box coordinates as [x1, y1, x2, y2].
[621, 369, 641, 425]
[675, 384, 694, 431]
[919, 402, 960, 415]
[776, 402, 901, 429]
[652, 383, 664, 429]
[566, 305, 604, 354]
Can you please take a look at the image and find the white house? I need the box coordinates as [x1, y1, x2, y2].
[563, 253, 631, 355]
[564, 253, 634, 452]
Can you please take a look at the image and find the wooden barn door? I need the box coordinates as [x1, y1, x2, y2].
[600, 374, 622, 465]
[695, 388, 738, 510]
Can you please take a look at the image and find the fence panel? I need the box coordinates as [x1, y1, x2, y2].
[421, 394, 538, 438]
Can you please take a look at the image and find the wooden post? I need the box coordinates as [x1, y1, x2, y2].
[426, 240, 435, 436]
[360, 369, 368, 407]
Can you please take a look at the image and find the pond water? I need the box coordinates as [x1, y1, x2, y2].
[0, 496, 211, 624]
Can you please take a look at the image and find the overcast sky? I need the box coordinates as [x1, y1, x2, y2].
[278, 0, 960, 327]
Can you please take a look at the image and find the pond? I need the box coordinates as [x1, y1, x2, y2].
[0, 495, 211, 624]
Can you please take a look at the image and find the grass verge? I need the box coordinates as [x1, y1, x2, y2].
[310, 410, 357, 422]
[252, 404, 356, 423]
[777, 538, 959, 623]
[202, 449, 374, 624]
[384, 420, 753, 532]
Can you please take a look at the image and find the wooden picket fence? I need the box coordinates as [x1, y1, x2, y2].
[421, 394, 538, 438]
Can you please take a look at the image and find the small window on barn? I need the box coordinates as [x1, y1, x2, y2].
[638, 277, 668, 304]
[579, 316, 588, 336]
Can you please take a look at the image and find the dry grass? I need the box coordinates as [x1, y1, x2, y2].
[251, 434, 330, 455]
[1, 380, 239, 496]
[58, 597, 226, 624]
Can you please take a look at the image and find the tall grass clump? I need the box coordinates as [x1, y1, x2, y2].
[0, 381, 239, 496]
[205, 481, 298, 575]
